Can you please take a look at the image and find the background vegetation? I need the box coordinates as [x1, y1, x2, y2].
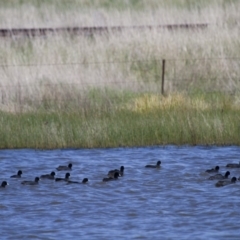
[0, 0, 239, 148]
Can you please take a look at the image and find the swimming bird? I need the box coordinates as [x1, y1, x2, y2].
[145, 161, 161, 168]
[40, 171, 55, 180]
[21, 177, 40, 185]
[226, 162, 240, 168]
[55, 173, 70, 182]
[215, 177, 237, 187]
[208, 171, 230, 180]
[67, 178, 88, 184]
[1, 181, 8, 188]
[103, 172, 119, 182]
[56, 163, 72, 171]
[205, 166, 219, 173]
[10, 170, 22, 178]
[82, 178, 88, 183]
[108, 166, 124, 177]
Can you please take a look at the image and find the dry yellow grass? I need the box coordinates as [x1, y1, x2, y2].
[125, 93, 240, 113]
[0, 1, 239, 112]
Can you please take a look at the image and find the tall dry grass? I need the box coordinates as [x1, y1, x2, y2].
[0, 0, 239, 28]
[0, 1, 239, 112]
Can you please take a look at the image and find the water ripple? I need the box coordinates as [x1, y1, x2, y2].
[0, 146, 240, 239]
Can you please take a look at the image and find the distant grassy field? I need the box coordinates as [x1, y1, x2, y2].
[0, 0, 239, 148]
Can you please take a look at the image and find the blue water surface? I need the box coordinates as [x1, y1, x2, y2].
[0, 146, 240, 239]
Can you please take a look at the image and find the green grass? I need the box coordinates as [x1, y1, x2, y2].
[0, 92, 240, 149]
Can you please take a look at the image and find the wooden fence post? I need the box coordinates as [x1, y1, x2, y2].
[161, 59, 165, 95]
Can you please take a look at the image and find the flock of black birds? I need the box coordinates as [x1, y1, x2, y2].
[205, 161, 240, 187]
[0, 161, 162, 188]
[1, 159, 239, 188]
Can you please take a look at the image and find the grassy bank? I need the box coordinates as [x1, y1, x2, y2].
[0, 92, 240, 149]
[0, 1, 239, 148]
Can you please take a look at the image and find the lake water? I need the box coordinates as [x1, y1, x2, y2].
[0, 146, 240, 239]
